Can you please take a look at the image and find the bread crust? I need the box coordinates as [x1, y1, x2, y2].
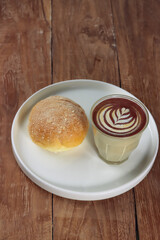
[28, 96, 89, 152]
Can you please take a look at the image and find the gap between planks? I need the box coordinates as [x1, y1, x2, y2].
[110, 0, 121, 88]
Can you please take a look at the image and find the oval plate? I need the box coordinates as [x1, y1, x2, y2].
[11, 80, 159, 200]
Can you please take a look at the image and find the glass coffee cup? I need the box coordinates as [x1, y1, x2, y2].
[90, 94, 149, 164]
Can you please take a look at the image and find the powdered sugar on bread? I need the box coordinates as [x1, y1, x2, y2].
[28, 96, 89, 152]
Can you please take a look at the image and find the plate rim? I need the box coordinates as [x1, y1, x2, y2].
[11, 79, 159, 200]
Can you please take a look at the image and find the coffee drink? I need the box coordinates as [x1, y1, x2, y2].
[92, 97, 147, 137]
[91, 95, 149, 164]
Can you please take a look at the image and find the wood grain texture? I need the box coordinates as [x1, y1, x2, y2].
[53, 193, 135, 240]
[52, 1, 136, 239]
[0, 1, 52, 239]
[112, 0, 160, 239]
[52, 0, 119, 84]
[1, 0, 159, 239]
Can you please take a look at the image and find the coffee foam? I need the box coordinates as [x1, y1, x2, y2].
[92, 97, 147, 137]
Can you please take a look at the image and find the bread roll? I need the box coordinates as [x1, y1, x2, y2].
[28, 96, 89, 152]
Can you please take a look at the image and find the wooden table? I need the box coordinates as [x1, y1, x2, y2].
[0, 1, 160, 239]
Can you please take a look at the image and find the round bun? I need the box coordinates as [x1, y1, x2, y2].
[28, 96, 89, 152]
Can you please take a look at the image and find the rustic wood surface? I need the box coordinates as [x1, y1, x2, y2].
[0, 0, 159, 240]
[112, 1, 160, 239]
[0, 1, 52, 240]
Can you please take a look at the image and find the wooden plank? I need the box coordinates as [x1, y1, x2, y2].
[52, 0, 136, 239]
[52, 0, 119, 84]
[53, 193, 135, 240]
[112, 0, 160, 239]
[0, 1, 52, 239]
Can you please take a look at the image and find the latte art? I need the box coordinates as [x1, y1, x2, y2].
[92, 97, 147, 137]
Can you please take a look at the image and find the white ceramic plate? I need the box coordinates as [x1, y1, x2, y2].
[11, 80, 159, 200]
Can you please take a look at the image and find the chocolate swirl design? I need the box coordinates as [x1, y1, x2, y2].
[92, 97, 147, 137]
